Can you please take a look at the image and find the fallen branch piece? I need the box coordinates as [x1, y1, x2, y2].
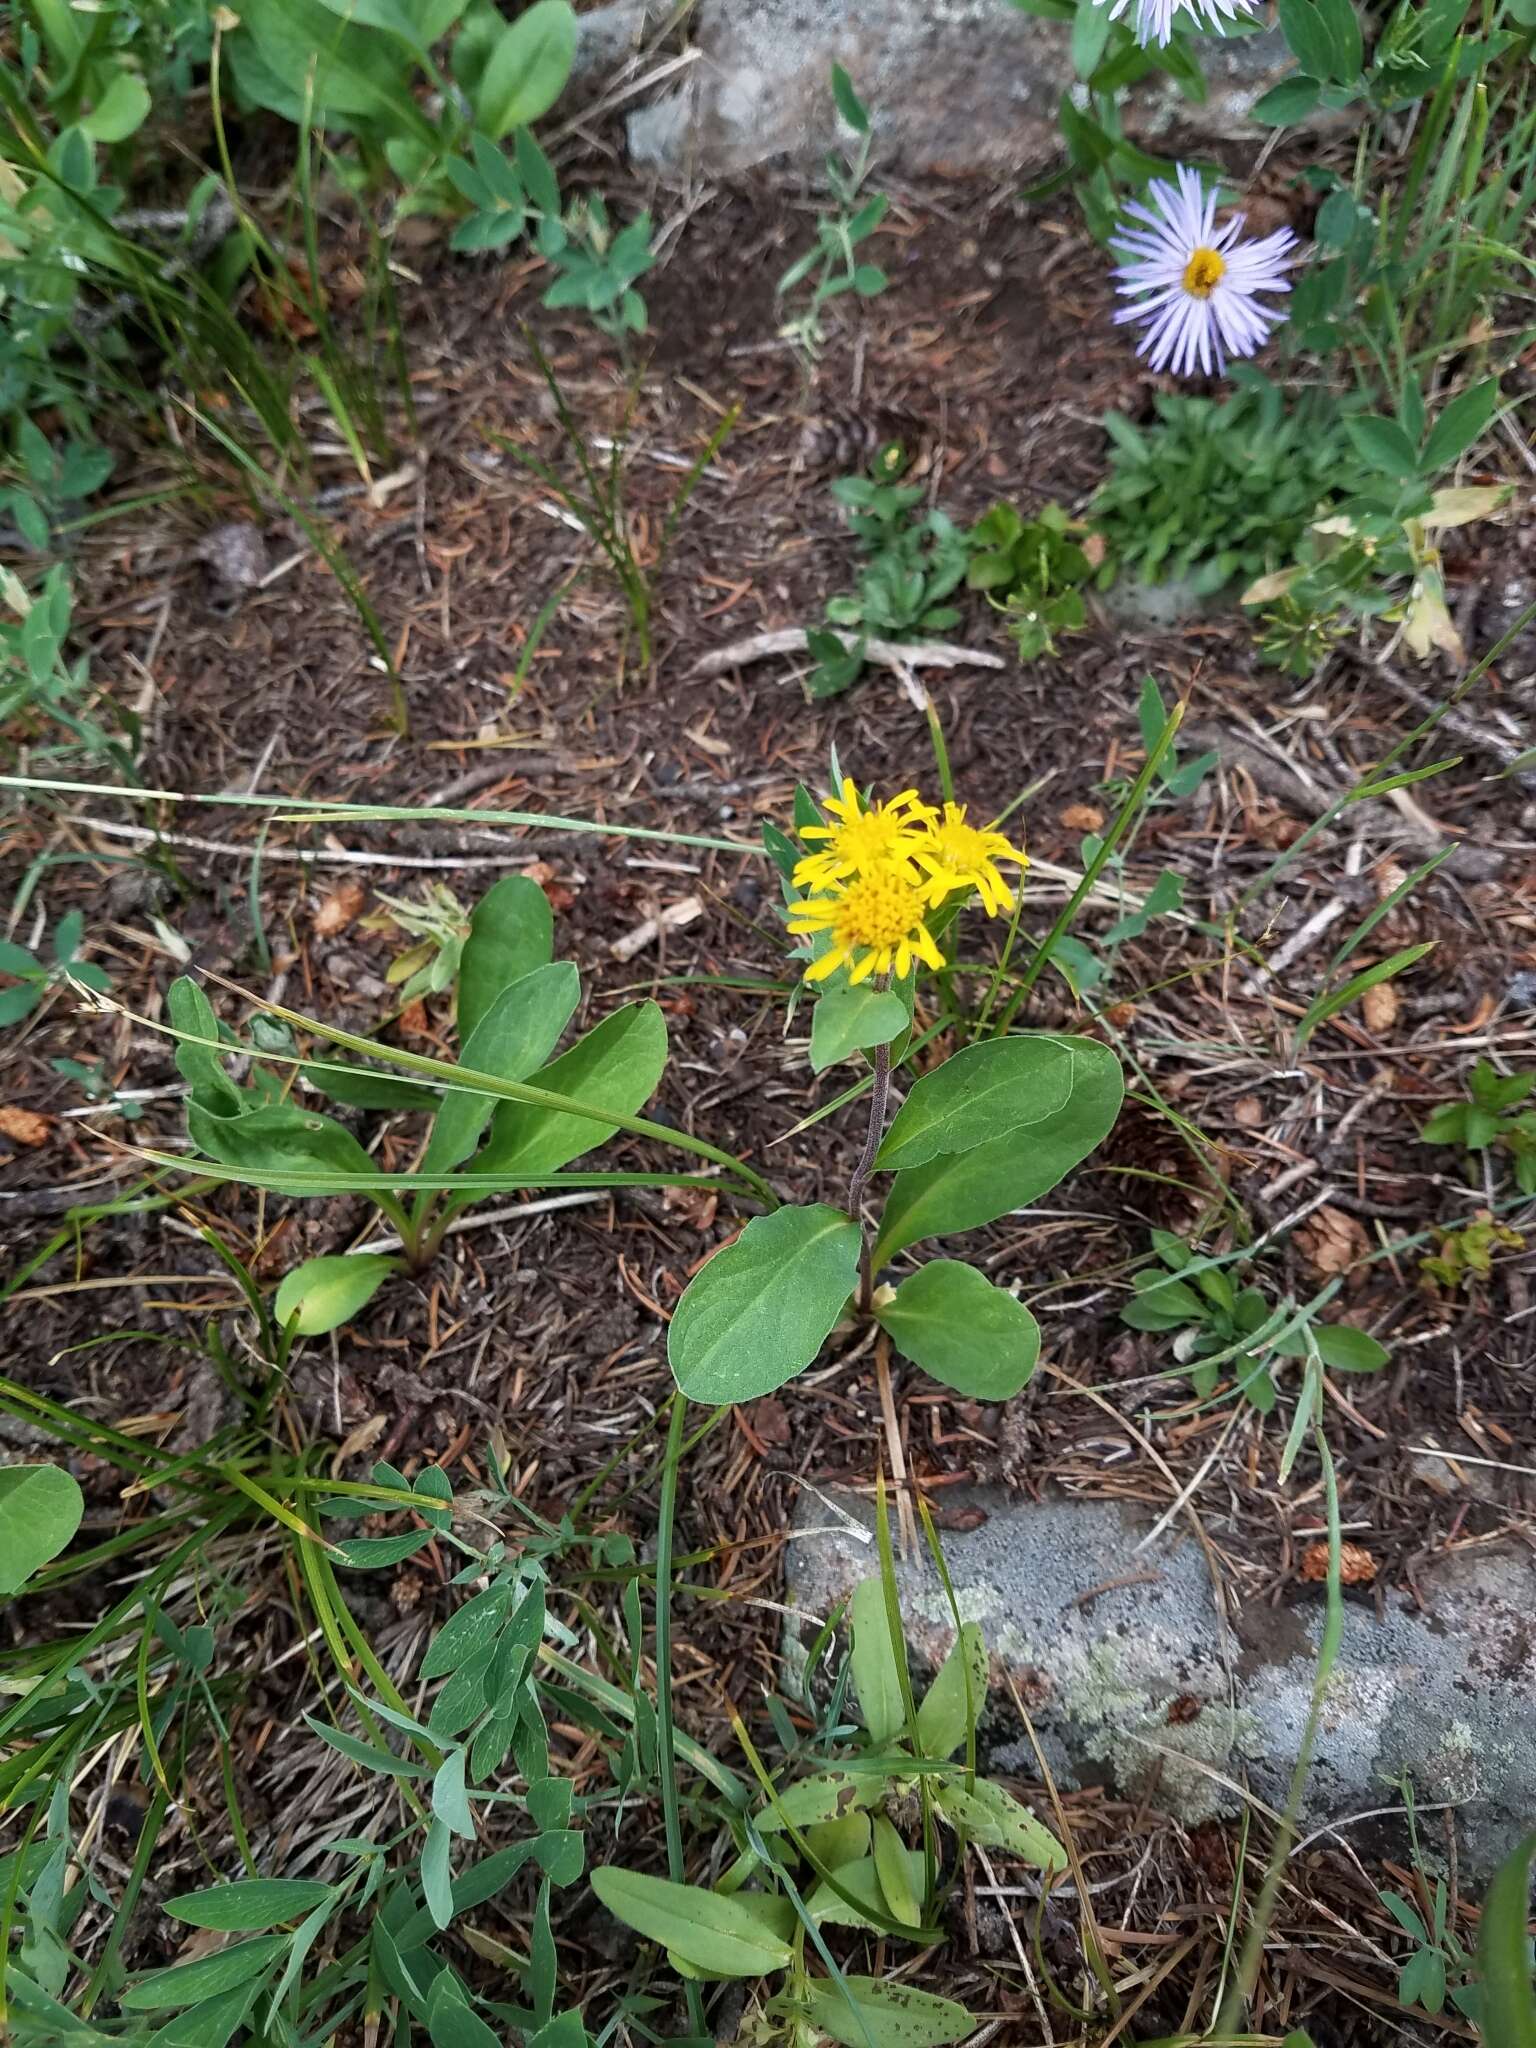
[609, 895, 703, 963]
[690, 627, 1006, 680]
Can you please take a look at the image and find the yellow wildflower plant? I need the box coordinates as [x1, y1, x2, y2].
[788, 859, 947, 984]
[792, 778, 931, 891]
[911, 802, 1028, 918]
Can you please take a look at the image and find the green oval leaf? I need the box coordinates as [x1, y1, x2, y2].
[876, 1261, 1040, 1399]
[274, 1254, 398, 1336]
[915, 1623, 988, 1762]
[120, 1935, 289, 2010]
[935, 1779, 1065, 1869]
[457, 874, 553, 1043]
[0, 1464, 84, 1595]
[165, 1879, 335, 1931]
[810, 987, 909, 1074]
[668, 1204, 861, 1403]
[851, 1577, 908, 1747]
[753, 1768, 885, 1832]
[473, 0, 577, 137]
[81, 72, 152, 142]
[876, 1038, 1122, 1261]
[423, 961, 579, 1175]
[589, 1869, 793, 1977]
[877, 1036, 1078, 1171]
[473, 1000, 667, 1182]
[805, 1975, 975, 2048]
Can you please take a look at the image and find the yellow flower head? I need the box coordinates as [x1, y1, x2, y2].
[911, 803, 1028, 918]
[787, 860, 946, 985]
[792, 778, 932, 892]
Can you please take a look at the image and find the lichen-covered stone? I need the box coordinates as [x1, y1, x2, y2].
[624, 0, 1308, 177]
[784, 1488, 1536, 1874]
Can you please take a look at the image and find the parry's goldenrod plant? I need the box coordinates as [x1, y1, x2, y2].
[667, 779, 1123, 1408]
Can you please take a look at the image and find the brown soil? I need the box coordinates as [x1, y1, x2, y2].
[4, 162, 1536, 2045]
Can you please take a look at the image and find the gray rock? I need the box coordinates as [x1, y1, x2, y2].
[785, 1487, 1536, 1875]
[626, 0, 1308, 176]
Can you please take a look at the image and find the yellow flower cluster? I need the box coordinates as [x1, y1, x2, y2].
[786, 779, 1028, 985]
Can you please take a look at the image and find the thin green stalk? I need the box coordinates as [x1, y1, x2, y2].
[654, 1395, 707, 2039]
[995, 701, 1183, 1031]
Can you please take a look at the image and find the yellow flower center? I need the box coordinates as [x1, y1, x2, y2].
[1182, 247, 1225, 299]
[828, 867, 928, 951]
[928, 816, 992, 873]
[827, 808, 918, 869]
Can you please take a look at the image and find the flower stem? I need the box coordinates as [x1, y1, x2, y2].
[848, 1037, 892, 1313]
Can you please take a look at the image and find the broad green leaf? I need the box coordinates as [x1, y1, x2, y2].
[871, 1816, 921, 1927]
[803, 1812, 872, 1870]
[1345, 413, 1422, 481]
[471, 1001, 666, 1183]
[432, 1749, 476, 1838]
[877, 1035, 1076, 1170]
[228, 0, 437, 135]
[805, 1976, 974, 2048]
[668, 1204, 861, 1403]
[187, 1100, 380, 1200]
[850, 1578, 908, 1746]
[274, 1254, 398, 1336]
[421, 1584, 512, 1680]
[301, 1061, 438, 1111]
[422, 962, 579, 1175]
[876, 1261, 1040, 1399]
[428, 1973, 501, 2048]
[0, 1464, 83, 1595]
[165, 1880, 334, 1931]
[807, 1850, 926, 1930]
[936, 1779, 1065, 1869]
[753, 1769, 886, 1832]
[876, 1038, 1122, 1261]
[810, 987, 909, 1074]
[168, 978, 243, 1116]
[120, 1937, 288, 2010]
[456, 875, 553, 1043]
[589, 1869, 793, 1977]
[667, 1892, 797, 1981]
[1423, 380, 1501, 473]
[1476, 1831, 1536, 2048]
[915, 1623, 987, 1761]
[473, 0, 577, 136]
[1270, 1322, 1388, 1372]
[81, 72, 151, 141]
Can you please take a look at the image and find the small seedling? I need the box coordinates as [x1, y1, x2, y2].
[1419, 1059, 1536, 1196]
[1420, 1212, 1525, 1292]
[810, 451, 970, 697]
[967, 501, 1106, 662]
[1122, 1229, 1390, 1413]
[0, 912, 112, 1027]
[360, 884, 473, 1011]
[777, 66, 889, 363]
[49, 1056, 144, 1120]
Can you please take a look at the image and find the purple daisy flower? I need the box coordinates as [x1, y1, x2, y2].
[1096, 0, 1260, 48]
[1111, 166, 1297, 379]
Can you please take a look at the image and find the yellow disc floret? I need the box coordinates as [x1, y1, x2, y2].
[1181, 247, 1226, 299]
[793, 778, 932, 891]
[910, 802, 1028, 918]
[788, 861, 946, 985]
